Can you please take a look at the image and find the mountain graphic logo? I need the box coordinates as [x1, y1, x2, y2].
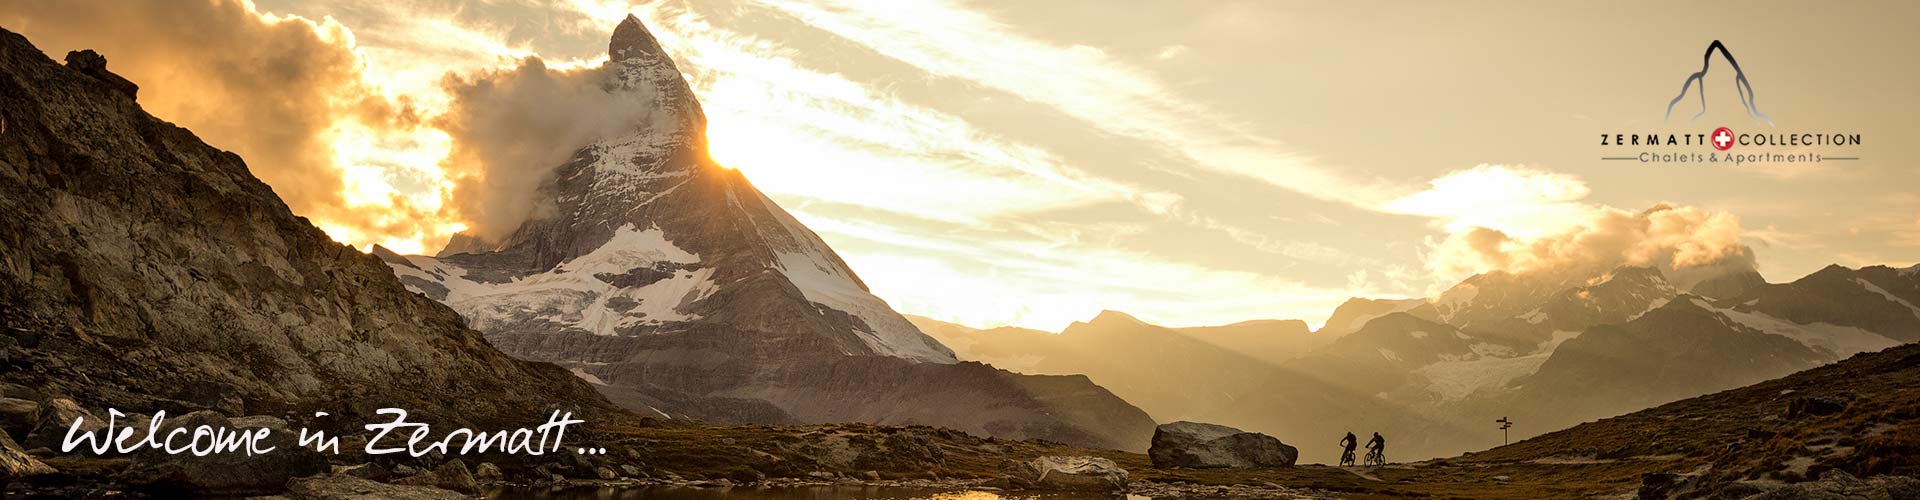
[1665, 40, 1773, 126]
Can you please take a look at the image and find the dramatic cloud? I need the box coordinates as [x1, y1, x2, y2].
[437, 58, 653, 242]
[0, 0, 461, 253]
[1396, 165, 1756, 289]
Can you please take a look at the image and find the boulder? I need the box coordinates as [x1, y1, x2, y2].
[434, 458, 479, 493]
[1, 429, 55, 480]
[1004, 456, 1128, 492]
[286, 474, 466, 500]
[474, 461, 504, 482]
[0, 397, 40, 438]
[1149, 421, 1297, 469]
[25, 398, 102, 450]
[122, 411, 330, 495]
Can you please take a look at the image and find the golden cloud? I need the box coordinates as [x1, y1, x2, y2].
[1425, 203, 1756, 289]
[0, 0, 465, 254]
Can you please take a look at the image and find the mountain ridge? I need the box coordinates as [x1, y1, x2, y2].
[922, 262, 1916, 462]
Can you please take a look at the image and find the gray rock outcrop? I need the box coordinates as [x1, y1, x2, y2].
[1149, 421, 1298, 468]
[1004, 456, 1128, 492]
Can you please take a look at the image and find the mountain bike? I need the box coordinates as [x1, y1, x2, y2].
[1363, 447, 1385, 467]
[1339, 448, 1356, 467]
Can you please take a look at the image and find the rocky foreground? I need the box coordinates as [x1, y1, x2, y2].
[7, 338, 1918, 500]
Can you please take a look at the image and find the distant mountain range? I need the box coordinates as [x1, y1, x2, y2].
[915, 262, 1917, 463]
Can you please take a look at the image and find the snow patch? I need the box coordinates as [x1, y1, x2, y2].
[756, 193, 956, 364]
[560, 224, 700, 273]
[393, 224, 719, 336]
[1520, 309, 1548, 324]
[1855, 278, 1920, 321]
[775, 251, 952, 363]
[1716, 306, 1900, 358]
[1377, 348, 1402, 362]
[1628, 297, 1672, 321]
[1416, 352, 1550, 401]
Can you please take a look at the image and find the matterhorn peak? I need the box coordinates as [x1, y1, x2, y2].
[610, 14, 669, 63]
[599, 14, 705, 152]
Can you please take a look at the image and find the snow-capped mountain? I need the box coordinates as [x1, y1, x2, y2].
[381, 15, 1152, 450]
[1726, 264, 1920, 343]
[1296, 263, 1913, 456]
[398, 15, 950, 364]
[1464, 265, 1680, 347]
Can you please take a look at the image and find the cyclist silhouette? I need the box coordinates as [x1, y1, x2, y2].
[1338, 432, 1358, 466]
[1364, 432, 1386, 466]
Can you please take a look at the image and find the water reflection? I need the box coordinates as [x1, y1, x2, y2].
[487, 485, 1145, 500]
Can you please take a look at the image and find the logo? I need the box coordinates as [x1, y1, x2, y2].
[1595, 40, 1861, 165]
[1666, 41, 1771, 126]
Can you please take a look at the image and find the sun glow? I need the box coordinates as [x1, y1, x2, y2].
[306, 91, 466, 254]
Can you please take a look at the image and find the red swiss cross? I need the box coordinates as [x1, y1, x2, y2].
[1711, 127, 1735, 151]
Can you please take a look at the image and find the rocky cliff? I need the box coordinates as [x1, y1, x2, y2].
[0, 26, 610, 433]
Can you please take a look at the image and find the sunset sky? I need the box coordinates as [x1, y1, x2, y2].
[3, 0, 1916, 331]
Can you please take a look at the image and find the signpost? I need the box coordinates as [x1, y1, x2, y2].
[1496, 417, 1513, 446]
